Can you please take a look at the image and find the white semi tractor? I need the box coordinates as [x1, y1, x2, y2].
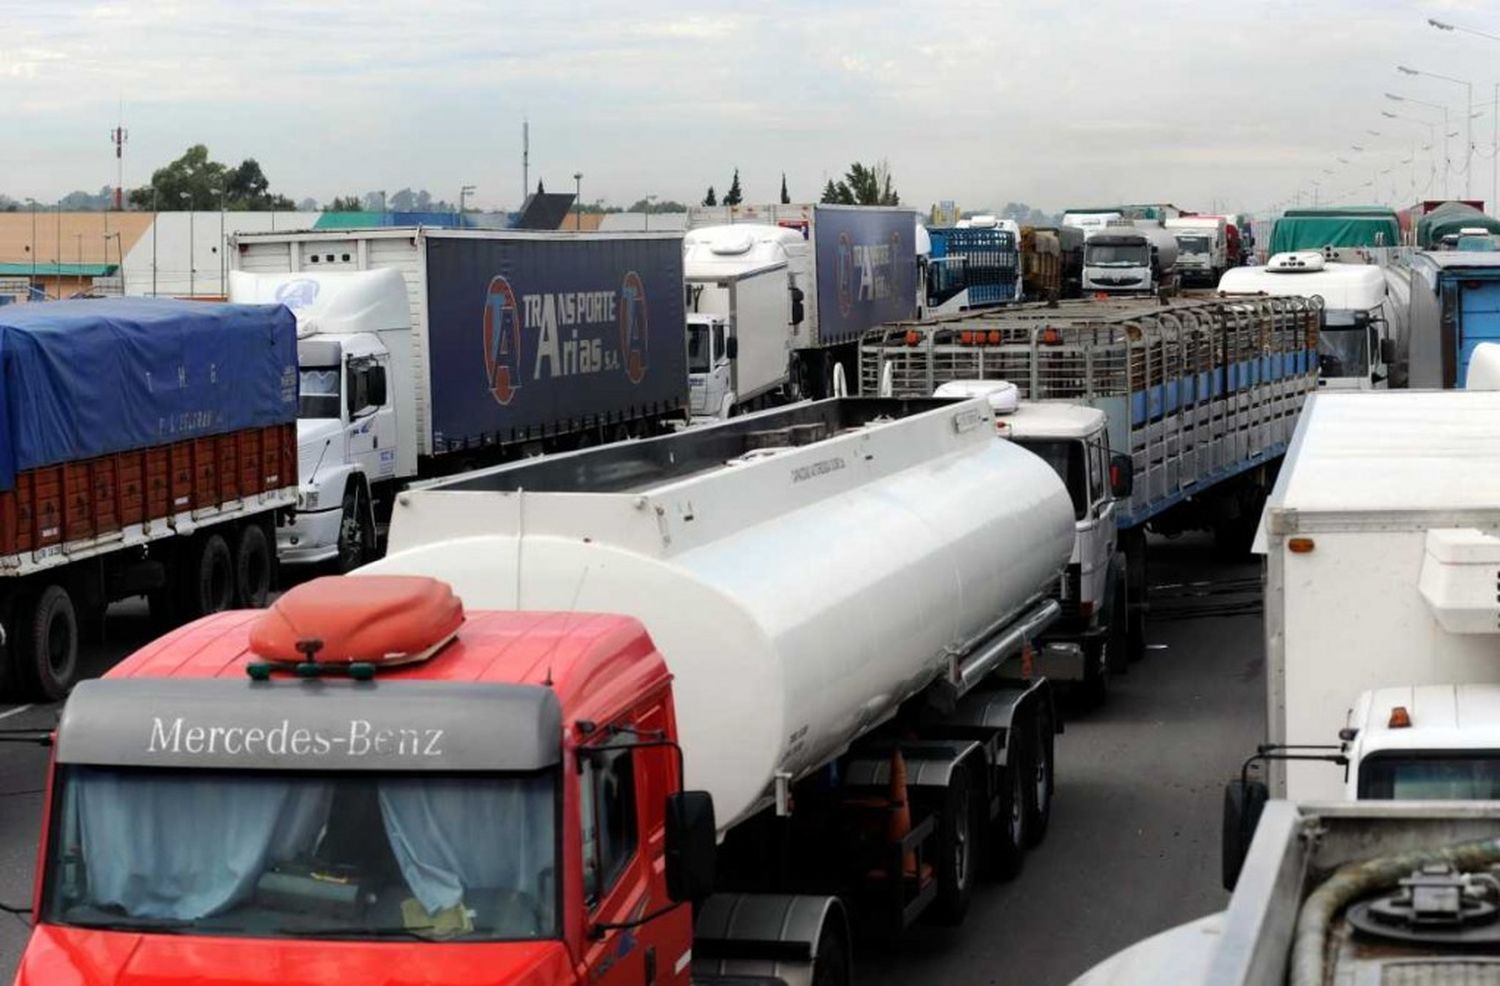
[356, 396, 1076, 979]
[1165, 215, 1228, 286]
[1218, 251, 1412, 389]
[1081, 220, 1180, 295]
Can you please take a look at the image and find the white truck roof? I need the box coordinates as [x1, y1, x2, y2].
[682, 223, 805, 276]
[1356, 684, 1500, 753]
[998, 402, 1108, 441]
[227, 268, 411, 338]
[1218, 255, 1388, 310]
[1262, 391, 1500, 521]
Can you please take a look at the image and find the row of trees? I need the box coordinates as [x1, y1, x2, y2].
[703, 169, 794, 207]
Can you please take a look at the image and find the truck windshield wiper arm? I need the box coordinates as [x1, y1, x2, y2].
[276, 924, 435, 940]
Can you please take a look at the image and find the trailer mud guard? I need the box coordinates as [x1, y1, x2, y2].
[693, 892, 851, 986]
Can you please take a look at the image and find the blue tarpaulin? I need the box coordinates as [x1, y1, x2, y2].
[0, 299, 297, 490]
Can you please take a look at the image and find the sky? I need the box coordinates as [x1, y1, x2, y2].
[2, 0, 1500, 216]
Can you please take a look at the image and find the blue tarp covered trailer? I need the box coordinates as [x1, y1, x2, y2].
[0, 298, 297, 488]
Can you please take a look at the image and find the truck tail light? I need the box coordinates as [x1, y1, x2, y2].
[1288, 537, 1315, 554]
[1388, 706, 1412, 729]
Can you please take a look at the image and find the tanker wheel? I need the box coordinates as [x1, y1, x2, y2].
[23, 584, 78, 702]
[234, 522, 273, 609]
[1023, 705, 1055, 847]
[930, 763, 977, 925]
[0, 595, 19, 700]
[986, 752, 1027, 882]
[809, 919, 851, 986]
[1105, 574, 1130, 676]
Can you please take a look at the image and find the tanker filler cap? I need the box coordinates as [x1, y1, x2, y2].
[246, 575, 464, 680]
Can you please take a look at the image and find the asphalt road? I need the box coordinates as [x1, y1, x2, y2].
[0, 534, 1263, 985]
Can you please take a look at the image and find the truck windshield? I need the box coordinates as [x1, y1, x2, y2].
[687, 324, 712, 374]
[43, 765, 559, 942]
[1317, 325, 1369, 378]
[1085, 244, 1148, 267]
[1012, 439, 1087, 520]
[299, 367, 341, 419]
[1176, 235, 1211, 255]
[1359, 753, 1500, 799]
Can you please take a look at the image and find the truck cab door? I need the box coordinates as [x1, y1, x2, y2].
[1080, 437, 1116, 612]
[346, 356, 397, 482]
[579, 704, 693, 985]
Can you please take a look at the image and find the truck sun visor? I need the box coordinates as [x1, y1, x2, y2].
[249, 575, 465, 667]
[54, 677, 562, 772]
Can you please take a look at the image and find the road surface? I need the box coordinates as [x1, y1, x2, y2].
[0, 535, 1263, 984]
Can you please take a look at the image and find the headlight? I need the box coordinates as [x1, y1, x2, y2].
[297, 489, 319, 510]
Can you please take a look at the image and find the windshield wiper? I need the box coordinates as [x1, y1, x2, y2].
[62, 915, 240, 935]
[276, 924, 436, 941]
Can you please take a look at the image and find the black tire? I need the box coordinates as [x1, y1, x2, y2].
[22, 584, 78, 702]
[184, 532, 234, 619]
[0, 595, 18, 701]
[986, 753, 1027, 882]
[1022, 705, 1055, 847]
[930, 764, 978, 925]
[1105, 572, 1130, 676]
[234, 523, 273, 608]
[336, 485, 373, 573]
[810, 917, 851, 986]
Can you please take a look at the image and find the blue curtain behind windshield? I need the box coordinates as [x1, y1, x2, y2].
[378, 775, 551, 916]
[74, 771, 332, 920]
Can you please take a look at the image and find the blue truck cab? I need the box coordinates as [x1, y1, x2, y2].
[1409, 251, 1500, 388]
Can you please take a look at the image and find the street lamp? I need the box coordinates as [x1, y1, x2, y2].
[1397, 65, 1474, 196]
[1387, 92, 1451, 195]
[1426, 17, 1500, 209]
[644, 193, 658, 231]
[573, 172, 583, 231]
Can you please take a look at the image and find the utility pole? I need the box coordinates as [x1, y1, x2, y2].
[151, 187, 158, 297]
[522, 118, 529, 205]
[27, 199, 36, 295]
[109, 106, 128, 211]
[573, 172, 583, 230]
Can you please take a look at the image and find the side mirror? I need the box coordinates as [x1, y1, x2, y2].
[367, 367, 388, 407]
[1221, 778, 1269, 891]
[790, 287, 806, 327]
[1109, 452, 1134, 499]
[725, 336, 738, 361]
[1379, 337, 1396, 365]
[664, 791, 716, 902]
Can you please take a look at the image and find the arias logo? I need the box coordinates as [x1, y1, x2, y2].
[836, 231, 855, 318]
[483, 275, 523, 405]
[619, 271, 648, 385]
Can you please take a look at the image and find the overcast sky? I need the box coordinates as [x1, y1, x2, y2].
[2, 0, 1500, 215]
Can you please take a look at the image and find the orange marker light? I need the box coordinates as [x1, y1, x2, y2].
[1288, 537, 1315, 554]
[1387, 706, 1412, 729]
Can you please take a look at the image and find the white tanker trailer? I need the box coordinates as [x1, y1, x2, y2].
[1083, 220, 1180, 295]
[360, 395, 1076, 980]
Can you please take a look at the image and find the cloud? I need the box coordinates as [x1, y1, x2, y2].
[0, 0, 1494, 214]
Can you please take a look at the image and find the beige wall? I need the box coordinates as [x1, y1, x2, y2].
[0, 212, 153, 268]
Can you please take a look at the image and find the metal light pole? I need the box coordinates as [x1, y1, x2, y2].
[1387, 93, 1450, 196]
[219, 186, 227, 296]
[75, 233, 83, 296]
[573, 172, 583, 230]
[151, 187, 158, 297]
[26, 198, 36, 295]
[1429, 18, 1500, 207]
[645, 193, 657, 231]
[1398, 66, 1472, 197]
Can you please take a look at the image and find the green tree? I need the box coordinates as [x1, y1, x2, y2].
[780, 173, 791, 204]
[723, 168, 742, 206]
[703, 186, 717, 206]
[128, 145, 298, 210]
[821, 161, 900, 207]
[326, 195, 364, 212]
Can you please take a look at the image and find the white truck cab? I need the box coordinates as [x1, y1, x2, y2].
[683, 224, 801, 420]
[1218, 251, 1405, 389]
[935, 380, 1131, 702]
[228, 269, 414, 569]
[1343, 684, 1500, 799]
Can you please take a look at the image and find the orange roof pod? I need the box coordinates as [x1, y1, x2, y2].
[248, 575, 465, 669]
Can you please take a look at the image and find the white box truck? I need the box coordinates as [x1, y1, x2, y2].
[1165, 215, 1227, 287]
[1246, 389, 1500, 811]
[682, 226, 796, 421]
[686, 204, 918, 397]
